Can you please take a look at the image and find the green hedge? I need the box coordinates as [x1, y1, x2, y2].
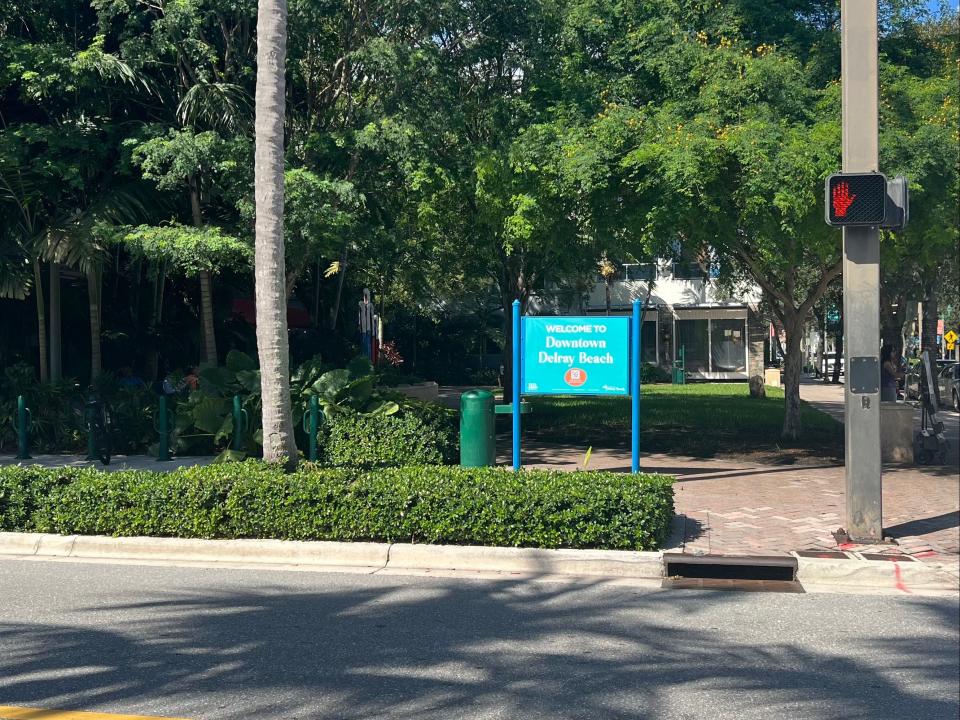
[0, 463, 674, 550]
[321, 401, 458, 466]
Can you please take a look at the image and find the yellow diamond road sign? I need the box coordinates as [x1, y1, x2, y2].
[944, 329, 958, 344]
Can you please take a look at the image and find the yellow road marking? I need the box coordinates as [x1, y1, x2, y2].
[0, 706, 189, 720]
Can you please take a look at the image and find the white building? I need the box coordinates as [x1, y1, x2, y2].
[533, 261, 767, 380]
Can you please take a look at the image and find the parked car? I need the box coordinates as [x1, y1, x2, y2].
[938, 362, 960, 412]
[905, 359, 956, 401]
[818, 353, 844, 379]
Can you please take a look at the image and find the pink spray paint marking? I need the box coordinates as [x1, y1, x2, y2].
[892, 560, 911, 594]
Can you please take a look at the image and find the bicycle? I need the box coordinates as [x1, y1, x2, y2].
[82, 391, 113, 466]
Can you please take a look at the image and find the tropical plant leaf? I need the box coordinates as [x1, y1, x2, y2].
[346, 356, 373, 379]
[177, 82, 252, 134]
[226, 350, 257, 372]
[191, 396, 229, 434]
[199, 367, 235, 395]
[367, 400, 400, 417]
[213, 448, 246, 463]
[213, 413, 234, 444]
[236, 369, 261, 393]
[335, 376, 370, 404]
[313, 369, 351, 399]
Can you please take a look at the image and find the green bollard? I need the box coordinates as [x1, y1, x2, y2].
[672, 345, 686, 385]
[460, 389, 495, 467]
[85, 394, 98, 460]
[302, 395, 320, 461]
[232, 395, 248, 452]
[157, 394, 172, 462]
[16, 395, 31, 460]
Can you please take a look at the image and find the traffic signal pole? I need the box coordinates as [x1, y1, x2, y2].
[841, 0, 882, 542]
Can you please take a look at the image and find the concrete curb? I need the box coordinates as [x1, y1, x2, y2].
[387, 543, 663, 578]
[794, 555, 960, 593]
[0, 532, 956, 593]
[0, 532, 661, 580]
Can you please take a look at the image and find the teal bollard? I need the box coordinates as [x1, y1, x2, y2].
[156, 394, 172, 461]
[672, 345, 686, 385]
[232, 395, 248, 452]
[85, 393, 98, 460]
[15, 395, 31, 460]
[302, 395, 320, 461]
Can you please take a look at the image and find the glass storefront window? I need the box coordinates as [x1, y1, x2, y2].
[676, 319, 709, 372]
[675, 316, 747, 373]
[711, 318, 747, 372]
[642, 320, 657, 364]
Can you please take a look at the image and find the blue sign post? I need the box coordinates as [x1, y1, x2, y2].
[512, 300, 522, 471]
[511, 298, 643, 472]
[631, 300, 641, 473]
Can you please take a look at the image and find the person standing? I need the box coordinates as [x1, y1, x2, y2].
[880, 344, 901, 401]
[358, 289, 375, 360]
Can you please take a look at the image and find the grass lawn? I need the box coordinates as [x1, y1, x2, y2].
[508, 383, 844, 460]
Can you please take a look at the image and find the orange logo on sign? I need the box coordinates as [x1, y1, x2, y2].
[564, 368, 588, 387]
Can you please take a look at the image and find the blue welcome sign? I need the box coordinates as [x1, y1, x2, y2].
[522, 317, 630, 395]
[510, 300, 644, 474]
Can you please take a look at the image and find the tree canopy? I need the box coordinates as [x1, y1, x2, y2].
[0, 0, 956, 436]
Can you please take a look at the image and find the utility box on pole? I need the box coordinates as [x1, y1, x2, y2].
[838, 0, 883, 543]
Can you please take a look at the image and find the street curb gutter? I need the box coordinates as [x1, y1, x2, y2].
[0, 533, 956, 593]
[0, 532, 662, 579]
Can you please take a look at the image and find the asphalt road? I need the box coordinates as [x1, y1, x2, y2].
[1, 558, 957, 720]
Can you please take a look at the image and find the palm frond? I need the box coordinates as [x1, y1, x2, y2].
[44, 181, 159, 272]
[0, 241, 31, 299]
[73, 35, 155, 95]
[177, 82, 252, 134]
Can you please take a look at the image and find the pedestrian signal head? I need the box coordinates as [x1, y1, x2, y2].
[825, 173, 887, 226]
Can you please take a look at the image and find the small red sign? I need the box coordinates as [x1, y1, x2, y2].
[831, 180, 856, 218]
[564, 368, 588, 387]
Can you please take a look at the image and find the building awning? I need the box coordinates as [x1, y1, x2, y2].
[585, 308, 659, 321]
[673, 306, 749, 320]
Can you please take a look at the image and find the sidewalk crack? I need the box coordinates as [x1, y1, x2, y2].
[371, 543, 393, 574]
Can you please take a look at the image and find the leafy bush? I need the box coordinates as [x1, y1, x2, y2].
[641, 363, 671, 384]
[0, 463, 674, 550]
[0, 363, 156, 454]
[322, 401, 457, 466]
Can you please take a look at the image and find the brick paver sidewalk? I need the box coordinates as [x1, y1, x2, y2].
[507, 443, 958, 567]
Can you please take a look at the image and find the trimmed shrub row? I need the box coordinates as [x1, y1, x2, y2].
[0, 463, 674, 551]
[321, 401, 458, 467]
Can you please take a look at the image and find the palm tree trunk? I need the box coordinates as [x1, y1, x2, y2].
[87, 266, 102, 381]
[146, 261, 166, 383]
[32, 259, 49, 383]
[199, 270, 218, 366]
[190, 177, 218, 366]
[254, 0, 297, 467]
[330, 243, 349, 330]
[49, 262, 62, 381]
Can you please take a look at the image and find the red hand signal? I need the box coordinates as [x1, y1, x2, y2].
[832, 181, 856, 217]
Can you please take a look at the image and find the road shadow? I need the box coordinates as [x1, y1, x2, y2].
[885, 511, 960, 539]
[0, 573, 957, 719]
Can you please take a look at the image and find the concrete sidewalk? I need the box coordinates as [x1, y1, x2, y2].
[799, 376, 960, 465]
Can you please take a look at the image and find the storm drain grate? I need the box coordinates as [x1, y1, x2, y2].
[663, 553, 798, 583]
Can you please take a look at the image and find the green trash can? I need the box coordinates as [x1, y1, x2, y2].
[460, 389, 496, 467]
